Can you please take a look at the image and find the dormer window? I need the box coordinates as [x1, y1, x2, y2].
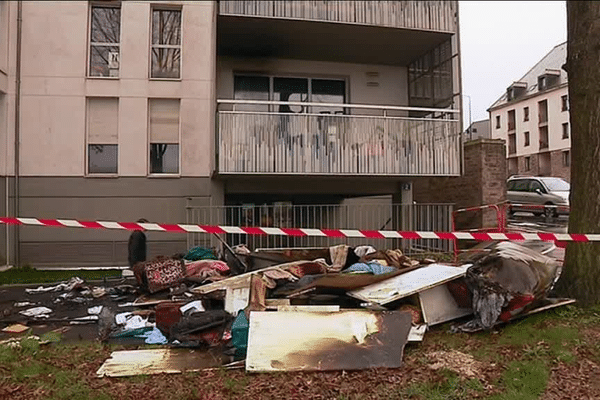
[506, 82, 527, 101]
[538, 69, 560, 91]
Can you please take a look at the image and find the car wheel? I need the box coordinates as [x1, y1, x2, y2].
[544, 203, 557, 218]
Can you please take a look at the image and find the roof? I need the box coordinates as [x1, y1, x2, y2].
[488, 42, 567, 110]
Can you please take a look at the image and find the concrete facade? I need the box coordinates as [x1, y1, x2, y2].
[1, 1, 462, 267]
[489, 42, 571, 181]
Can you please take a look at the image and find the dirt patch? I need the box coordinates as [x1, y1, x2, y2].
[426, 349, 486, 379]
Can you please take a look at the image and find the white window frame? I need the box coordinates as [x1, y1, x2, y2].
[88, 2, 121, 79]
[147, 98, 182, 177]
[149, 6, 183, 81]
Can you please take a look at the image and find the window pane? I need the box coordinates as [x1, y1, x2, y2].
[234, 76, 269, 112]
[90, 45, 120, 77]
[88, 144, 117, 174]
[274, 77, 308, 113]
[91, 7, 120, 43]
[150, 144, 179, 174]
[312, 79, 345, 114]
[151, 47, 181, 79]
[152, 10, 181, 45]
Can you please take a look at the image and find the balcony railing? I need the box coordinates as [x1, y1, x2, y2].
[217, 100, 461, 176]
[218, 0, 458, 33]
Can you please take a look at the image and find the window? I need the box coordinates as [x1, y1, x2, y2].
[561, 95, 568, 111]
[151, 8, 182, 79]
[87, 98, 118, 174]
[233, 75, 346, 113]
[508, 133, 516, 155]
[89, 4, 121, 77]
[523, 107, 529, 121]
[513, 179, 529, 191]
[538, 99, 548, 124]
[507, 109, 516, 131]
[563, 151, 570, 167]
[149, 99, 180, 174]
[524, 131, 530, 146]
[529, 180, 545, 193]
[495, 115, 501, 129]
[524, 156, 531, 171]
[539, 126, 549, 149]
[562, 123, 569, 139]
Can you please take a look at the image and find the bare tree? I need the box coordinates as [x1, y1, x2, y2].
[554, 1, 600, 306]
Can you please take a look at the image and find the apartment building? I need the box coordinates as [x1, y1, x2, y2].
[488, 42, 570, 181]
[0, 1, 462, 267]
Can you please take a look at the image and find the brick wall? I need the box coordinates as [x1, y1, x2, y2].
[550, 150, 571, 182]
[413, 138, 507, 230]
[508, 151, 570, 182]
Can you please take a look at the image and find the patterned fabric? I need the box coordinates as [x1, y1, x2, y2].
[134, 257, 185, 293]
[183, 246, 217, 261]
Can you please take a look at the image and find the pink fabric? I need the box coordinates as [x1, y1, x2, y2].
[185, 260, 229, 279]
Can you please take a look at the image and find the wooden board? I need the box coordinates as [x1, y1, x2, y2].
[96, 348, 222, 377]
[348, 264, 470, 305]
[246, 310, 411, 372]
[418, 283, 472, 326]
[277, 305, 340, 312]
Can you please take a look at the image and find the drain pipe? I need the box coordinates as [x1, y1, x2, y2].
[13, 0, 22, 267]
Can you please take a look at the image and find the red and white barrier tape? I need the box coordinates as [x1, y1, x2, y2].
[0, 216, 597, 242]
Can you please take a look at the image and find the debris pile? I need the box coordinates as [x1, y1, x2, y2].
[0, 241, 574, 377]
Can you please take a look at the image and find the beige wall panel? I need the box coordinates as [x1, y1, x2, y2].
[22, 77, 85, 97]
[181, 98, 212, 176]
[85, 79, 121, 97]
[120, 2, 150, 80]
[20, 95, 85, 175]
[21, 1, 88, 78]
[182, 2, 216, 81]
[119, 97, 148, 176]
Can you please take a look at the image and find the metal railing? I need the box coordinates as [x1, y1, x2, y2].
[218, 0, 458, 33]
[186, 203, 454, 256]
[217, 100, 461, 176]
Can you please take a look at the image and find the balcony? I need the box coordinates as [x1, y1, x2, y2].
[218, 1, 458, 33]
[216, 100, 461, 176]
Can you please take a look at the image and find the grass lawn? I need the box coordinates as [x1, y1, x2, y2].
[0, 267, 123, 286]
[1, 304, 599, 399]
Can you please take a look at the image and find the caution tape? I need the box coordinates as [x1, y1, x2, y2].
[0, 216, 597, 242]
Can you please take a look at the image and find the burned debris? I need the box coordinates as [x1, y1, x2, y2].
[0, 240, 573, 377]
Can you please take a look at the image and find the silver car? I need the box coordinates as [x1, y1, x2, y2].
[507, 176, 570, 217]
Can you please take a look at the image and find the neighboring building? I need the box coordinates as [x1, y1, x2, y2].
[0, 1, 462, 267]
[488, 42, 570, 181]
[464, 119, 491, 141]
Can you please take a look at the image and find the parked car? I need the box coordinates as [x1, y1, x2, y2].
[507, 176, 570, 217]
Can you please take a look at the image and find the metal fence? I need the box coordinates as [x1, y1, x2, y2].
[186, 203, 454, 255]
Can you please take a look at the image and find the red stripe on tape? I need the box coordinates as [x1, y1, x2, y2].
[570, 234, 588, 242]
[280, 228, 307, 237]
[243, 227, 267, 236]
[0, 217, 22, 225]
[321, 229, 346, 238]
[399, 231, 422, 240]
[436, 232, 457, 240]
[160, 224, 186, 233]
[38, 219, 64, 227]
[505, 232, 526, 241]
[119, 222, 144, 231]
[361, 230, 385, 239]
[79, 221, 104, 229]
[538, 233, 558, 242]
[199, 225, 226, 234]
[472, 232, 492, 241]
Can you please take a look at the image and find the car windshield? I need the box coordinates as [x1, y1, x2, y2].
[540, 178, 570, 191]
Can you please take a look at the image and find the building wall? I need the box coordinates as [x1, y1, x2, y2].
[490, 85, 570, 165]
[507, 150, 570, 182]
[217, 57, 409, 110]
[18, 1, 216, 177]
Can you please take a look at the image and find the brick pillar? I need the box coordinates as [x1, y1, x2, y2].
[413, 138, 507, 230]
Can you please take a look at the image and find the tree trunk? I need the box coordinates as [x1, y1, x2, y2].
[554, 1, 600, 306]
